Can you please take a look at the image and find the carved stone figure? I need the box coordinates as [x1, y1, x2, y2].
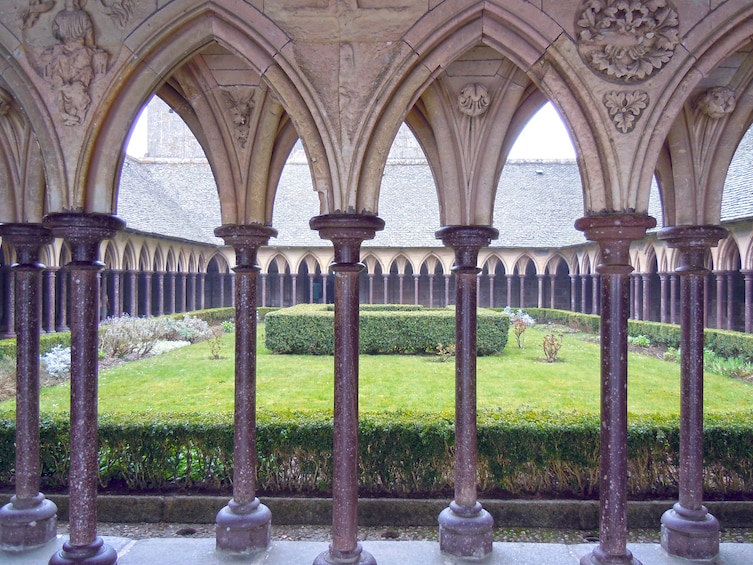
[575, 0, 680, 83]
[98, 0, 134, 29]
[221, 88, 255, 148]
[37, 0, 109, 126]
[458, 83, 490, 117]
[603, 90, 649, 133]
[696, 86, 737, 119]
[22, 0, 56, 30]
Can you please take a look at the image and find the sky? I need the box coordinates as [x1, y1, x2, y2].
[127, 101, 576, 161]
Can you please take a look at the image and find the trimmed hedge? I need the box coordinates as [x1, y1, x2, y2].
[1, 410, 752, 499]
[524, 308, 753, 361]
[265, 304, 509, 355]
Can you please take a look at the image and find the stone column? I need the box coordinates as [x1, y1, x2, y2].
[44, 268, 58, 333]
[167, 272, 176, 314]
[743, 271, 753, 333]
[658, 226, 726, 561]
[570, 274, 577, 312]
[726, 272, 734, 330]
[1, 266, 15, 338]
[322, 272, 328, 304]
[506, 274, 513, 308]
[143, 272, 153, 317]
[414, 275, 420, 305]
[714, 271, 725, 329]
[368, 273, 374, 305]
[309, 273, 316, 304]
[56, 268, 69, 332]
[659, 274, 668, 324]
[198, 273, 206, 310]
[178, 273, 188, 313]
[291, 273, 297, 306]
[488, 274, 495, 308]
[111, 270, 122, 318]
[187, 273, 197, 312]
[261, 274, 267, 307]
[397, 273, 404, 304]
[382, 274, 389, 304]
[214, 225, 276, 555]
[518, 274, 526, 309]
[436, 225, 497, 560]
[632, 274, 641, 320]
[44, 213, 123, 565]
[155, 272, 165, 316]
[592, 274, 600, 315]
[576, 214, 655, 565]
[537, 275, 544, 308]
[550, 274, 556, 309]
[445, 273, 452, 307]
[641, 274, 651, 321]
[670, 274, 678, 325]
[277, 273, 284, 307]
[0, 224, 58, 551]
[311, 214, 384, 565]
[127, 270, 138, 316]
[230, 273, 236, 308]
[579, 274, 587, 313]
[429, 274, 435, 307]
[98, 273, 107, 321]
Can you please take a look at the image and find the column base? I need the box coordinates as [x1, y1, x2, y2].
[438, 501, 494, 559]
[580, 546, 641, 565]
[660, 503, 720, 560]
[0, 495, 58, 552]
[49, 537, 117, 565]
[313, 542, 376, 565]
[215, 498, 271, 555]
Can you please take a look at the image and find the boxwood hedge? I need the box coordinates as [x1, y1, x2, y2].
[265, 304, 509, 355]
[1, 410, 751, 499]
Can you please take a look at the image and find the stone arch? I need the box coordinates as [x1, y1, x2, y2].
[82, 2, 333, 221]
[153, 246, 166, 273]
[122, 242, 137, 271]
[356, 1, 611, 219]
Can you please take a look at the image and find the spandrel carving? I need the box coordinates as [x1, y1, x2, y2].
[696, 86, 737, 120]
[458, 84, 490, 118]
[26, 0, 110, 126]
[575, 0, 680, 83]
[603, 90, 649, 133]
[221, 88, 256, 148]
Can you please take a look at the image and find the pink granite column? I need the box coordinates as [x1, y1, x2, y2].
[429, 274, 435, 307]
[518, 274, 526, 308]
[143, 272, 153, 317]
[537, 275, 544, 308]
[714, 271, 725, 329]
[670, 274, 678, 325]
[155, 272, 165, 316]
[397, 274, 404, 304]
[550, 274, 556, 309]
[743, 271, 753, 333]
[44, 268, 58, 333]
[581, 274, 589, 313]
[309, 273, 316, 304]
[214, 225, 277, 555]
[127, 270, 138, 316]
[632, 274, 641, 320]
[291, 273, 298, 306]
[56, 269, 68, 332]
[198, 273, 206, 310]
[487, 274, 494, 308]
[187, 273, 197, 312]
[382, 275, 389, 304]
[311, 214, 384, 565]
[641, 274, 651, 321]
[277, 273, 284, 307]
[1, 266, 15, 338]
[414, 274, 420, 305]
[576, 213, 655, 565]
[659, 274, 668, 324]
[261, 274, 267, 307]
[726, 272, 734, 330]
[45, 213, 123, 565]
[570, 274, 577, 311]
[436, 225, 497, 559]
[0, 224, 58, 551]
[592, 273, 600, 315]
[658, 226, 726, 560]
[506, 274, 513, 308]
[445, 273, 452, 306]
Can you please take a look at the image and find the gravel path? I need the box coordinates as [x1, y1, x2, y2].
[59, 523, 753, 544]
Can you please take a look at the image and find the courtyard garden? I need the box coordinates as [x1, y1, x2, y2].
[0, 306, 752, 500]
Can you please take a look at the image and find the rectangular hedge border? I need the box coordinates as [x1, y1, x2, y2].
[264, 304, 509, 355]
[0, 411, 752, 499]
[523, 308, 753, 361]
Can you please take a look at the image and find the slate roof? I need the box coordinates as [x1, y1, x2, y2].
[117, 142, 750, 250]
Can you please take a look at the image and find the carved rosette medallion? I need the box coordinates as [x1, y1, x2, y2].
[575, 0, 680, 83]
[696, 86, 737, 119]
[603, 90, 649, 133]
[458, 83, 490, 117]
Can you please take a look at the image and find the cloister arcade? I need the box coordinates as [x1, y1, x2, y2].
[2, 1, 753, 565]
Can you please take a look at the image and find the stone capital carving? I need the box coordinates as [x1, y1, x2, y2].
[603, 90, 649, 133]
[458, 83, 490, 117]
[575, 0, 680, 83]
[696, 86, 737, 119]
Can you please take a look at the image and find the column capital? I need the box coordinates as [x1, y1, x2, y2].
[659, 225, 727, 276]
[215, 224, 277, 270]
[0, 223, 52, 267]
[575, 213, 655, 274]
[310, 214, 384, 265]
[43, 213, 124, 264]
[436, 225, 498, 272]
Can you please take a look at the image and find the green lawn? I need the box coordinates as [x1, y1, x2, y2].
[3, 324, 746, 417]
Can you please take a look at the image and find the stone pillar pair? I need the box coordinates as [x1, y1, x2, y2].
[214, 225, 276, 555]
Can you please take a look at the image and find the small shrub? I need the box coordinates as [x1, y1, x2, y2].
[663, 347, 679, 363]
[163, 314, 212, 344]
[704, 349, 753, 379]
[504, 307, 536, 348]
[628, 335, 651, 348]
[208, 331, 223, 360]
[41, 346, 71, 380]
[542, 333, 563, 363]
[435, 343, 455, 362]
[221, 320, 235, 333]
[99, 314, 164, 359]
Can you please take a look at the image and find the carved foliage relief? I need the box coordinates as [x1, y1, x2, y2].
[575, 0, 680, 84]
[20, 0, 135, 126]
[603, 90, 649, 133]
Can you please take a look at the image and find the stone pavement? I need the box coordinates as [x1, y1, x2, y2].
[4, 537, 753, 564]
